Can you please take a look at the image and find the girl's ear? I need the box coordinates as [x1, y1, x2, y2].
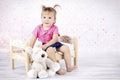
[54, 17, 56, 24]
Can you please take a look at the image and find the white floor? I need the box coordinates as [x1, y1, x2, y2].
[0, 50, 120, 80]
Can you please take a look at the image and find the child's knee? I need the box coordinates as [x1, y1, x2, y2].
[62, 45, 70, 51]
[46, 47, 56, 53]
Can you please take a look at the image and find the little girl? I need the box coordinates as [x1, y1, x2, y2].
[29, 5, 76, 75]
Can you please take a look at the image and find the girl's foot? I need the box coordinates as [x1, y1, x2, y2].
[56, 69, 66, 75]
[67, 66, 77, 72]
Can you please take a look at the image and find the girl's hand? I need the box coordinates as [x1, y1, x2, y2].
[41, 44, 47, 50]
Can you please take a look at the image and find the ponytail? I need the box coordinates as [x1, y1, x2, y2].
[53, 4, 61, 9]
[42, 5, 46, 10]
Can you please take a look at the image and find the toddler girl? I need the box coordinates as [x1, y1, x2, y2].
[29, 5, 76, 75]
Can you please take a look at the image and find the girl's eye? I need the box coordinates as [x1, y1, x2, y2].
[49, 17, 51, 19]
[43, 17, 46, 19]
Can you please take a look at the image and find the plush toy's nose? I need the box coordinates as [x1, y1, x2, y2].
[41, 54, 45, 57]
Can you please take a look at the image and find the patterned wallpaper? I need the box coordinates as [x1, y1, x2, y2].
[0, 0, 120, 53]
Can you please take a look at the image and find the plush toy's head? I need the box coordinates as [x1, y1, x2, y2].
[32, 47, 48, 62]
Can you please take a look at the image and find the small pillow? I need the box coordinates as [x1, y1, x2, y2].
[60, 35, 72, 43]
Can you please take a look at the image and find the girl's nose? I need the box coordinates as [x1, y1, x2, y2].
[45, 18, 49, 21]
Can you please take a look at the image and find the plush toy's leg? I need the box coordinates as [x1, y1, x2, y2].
[47, 70, 56, 77]
[38, 70, 48, 78]
[27, 69, 37, 79]
[53, 62, 60, 71]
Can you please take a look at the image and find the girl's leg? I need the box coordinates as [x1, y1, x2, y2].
[46, 47, 66, 75]
[46, 47, 56, 62]
[58, 45, 76, 72]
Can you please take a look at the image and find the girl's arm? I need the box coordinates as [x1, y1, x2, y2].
[29, 35, 37, 48]
[42, 34, 58, 50]
[46, 34, 58, 46]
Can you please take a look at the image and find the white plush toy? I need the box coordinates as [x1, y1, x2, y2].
[25, 47, 60, 79]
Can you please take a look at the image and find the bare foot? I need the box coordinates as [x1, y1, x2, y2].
[56, 69, 66, 75]
[67, 66, 77, 72]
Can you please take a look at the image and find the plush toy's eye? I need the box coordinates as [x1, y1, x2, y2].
[47, 66, 50, 70]
[41, 54, 45, 57]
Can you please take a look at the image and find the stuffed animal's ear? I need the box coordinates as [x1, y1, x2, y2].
[31, 53, 37, 61]
[46, 58, 60, 71]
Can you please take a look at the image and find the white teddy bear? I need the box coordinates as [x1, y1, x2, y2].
[26, 47, 60, 79]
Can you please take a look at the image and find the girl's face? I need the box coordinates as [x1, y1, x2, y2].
[41, 11, 56, 28]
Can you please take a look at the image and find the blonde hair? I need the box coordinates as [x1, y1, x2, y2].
[41, 4, 60, 18]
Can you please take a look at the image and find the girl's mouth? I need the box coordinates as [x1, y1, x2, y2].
[45, 23, 49, 24]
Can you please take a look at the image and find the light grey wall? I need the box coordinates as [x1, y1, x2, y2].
[0, 0, 119, 53]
